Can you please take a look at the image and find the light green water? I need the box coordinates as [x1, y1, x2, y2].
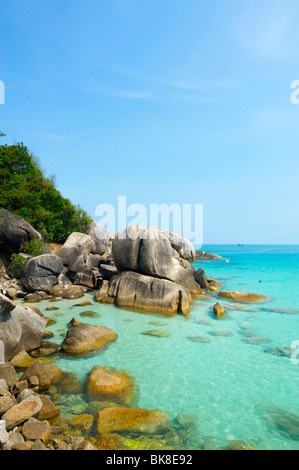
[26, 245, 299, 450]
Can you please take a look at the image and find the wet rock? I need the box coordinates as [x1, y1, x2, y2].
[186, 336, 211, 343]
[69, 414, 94, 431]
[22, 417, 51, 445]
[213, 303, 227, 318]
[10, 350, 37, 368]
[218, 291, 268, 303]
[80, 311, 98, 318]
[0, 396, 17, 415]
[46, 305, 59, 311]
[73, 300, 92, 307]
[24, 291, 50, 302]
[141, 330, 170, 338]
[195, 251, 223, 260]
[96, 433, 128, 450]
[87, 367, 135, 405]
[97, 407, 170, 435]
[29, 341, 61, 358]
[61, 322, 118, 355]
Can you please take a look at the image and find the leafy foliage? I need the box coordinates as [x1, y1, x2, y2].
[8, 254, 27, 279]
[23, 238, 52, 257]
[0, 143, 92, 242]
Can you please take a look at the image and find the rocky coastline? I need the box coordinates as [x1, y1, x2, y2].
[0, 209, 269, 451]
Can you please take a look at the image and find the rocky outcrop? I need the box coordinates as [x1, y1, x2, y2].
[20, 255, 63, 293]
[96, 271, 191, 315]
[112, 226, 200, 296]
[61, 320, 118, 355]
[86, 221, 114, 256]
[218, 291, 268, 303]
[59, 233, 95, 266]
[97, 407, 170, 435]
[0, 294, 46, 361]
[0, 209, 42, 254]
[155, 228, 196, 261]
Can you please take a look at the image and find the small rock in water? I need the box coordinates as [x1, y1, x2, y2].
[242, 336, 271, 345]
[122, 319, 133, 322]
[141, 330, 170, 338]
[46, 305, 59, 311]
[260, 405, 299, 441]
[79, 311, 99, 317]
[186, 336, 211, 343]
[73, 300, 92, 307]
[209, 331, 232, 337]
[149, 321, 168, 326]
[264, 347, 294, 358]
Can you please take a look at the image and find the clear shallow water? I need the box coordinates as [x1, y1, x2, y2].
[32, 245, 299, 450]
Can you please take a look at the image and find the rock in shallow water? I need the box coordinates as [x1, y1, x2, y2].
[218, 291, 268, 303]
[141, 330, 170, 338]
[61, 322, 118, 355]
[97, 407, 170, 434]
[87, 367, 135, 405]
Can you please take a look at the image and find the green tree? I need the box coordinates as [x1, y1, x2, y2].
[0, 132, 6, 137]
[0, 142, 92, 242]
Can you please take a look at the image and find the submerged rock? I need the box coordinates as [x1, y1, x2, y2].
[186, 336, 211, 343]
[141, 330, 170, 338]
[260, 405, 299, 441]
[97, 407, 170, 435]
[87, 367, 135, 405]
[218, 291, 268, 303]
[264, 347, 294, 358]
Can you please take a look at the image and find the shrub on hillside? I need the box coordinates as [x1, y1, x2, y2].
[0, 142, 92, 242]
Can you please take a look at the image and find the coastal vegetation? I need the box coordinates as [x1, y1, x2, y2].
[0, 141, 92, 243]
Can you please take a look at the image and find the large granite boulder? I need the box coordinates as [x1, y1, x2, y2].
[20, 255, 63, 293]
[61, 320, 118, 355]
[59, 232, 95, 266]
[97, 271, 191, 315]
[195, 267, 209, 289]
[86, 221, 114, 255]
[0, 294, 46, 361]
[112, 226, 200, 296]
[0, 209, 42, 254]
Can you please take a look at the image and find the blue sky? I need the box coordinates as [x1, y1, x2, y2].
[0, 0, 299, 244]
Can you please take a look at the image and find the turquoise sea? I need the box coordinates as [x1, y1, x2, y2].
[32, 245, 299, 450]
